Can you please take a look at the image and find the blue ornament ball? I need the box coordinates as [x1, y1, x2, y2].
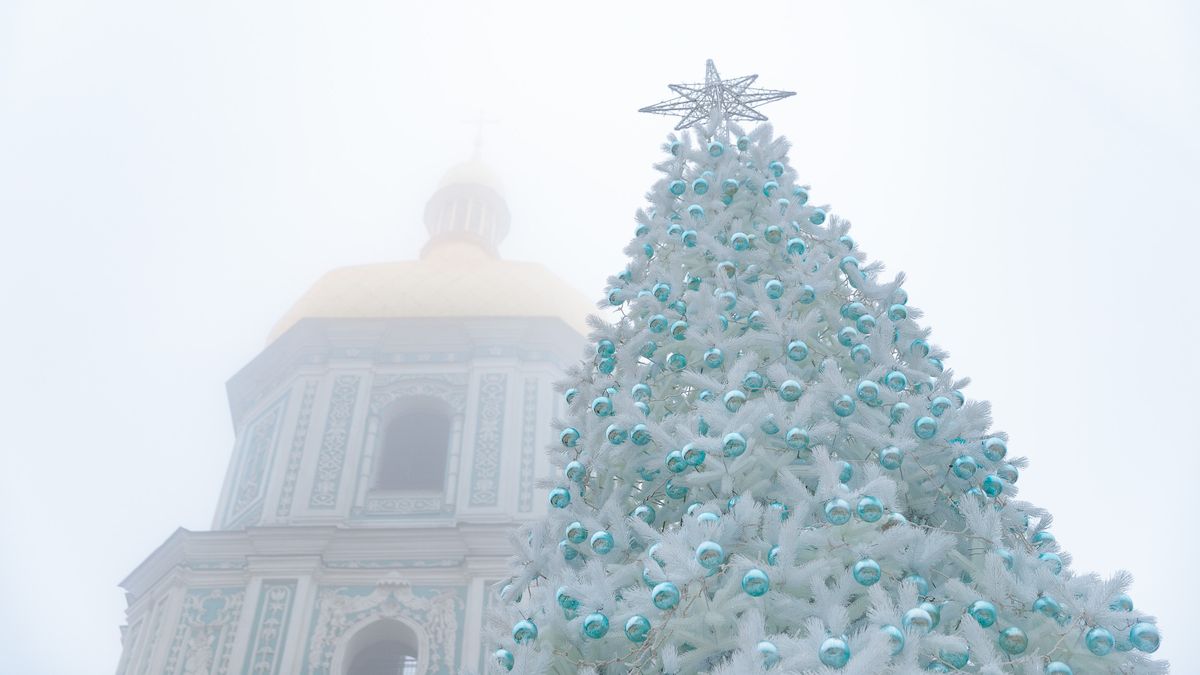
[565, 521, 588, 544]
[723, 432, 747, 458]
[633, 505, 656, 524]
[786, 427, 810, 450]
[824, 498, 852, 525]
[930, 396, 952, 416]
[833, 395, 857, 418]
[939, 647, 969, 669]
[556, 586, 579, 610]
[857, 495, 884, 522]
[881, 624, 905, 656]
[724, 389, 747, 412]
[879, 446, 904, 470]
[779, 379, 803, 402]
[798, 284, 816, 304]
[512, 619, 538, 644]
[983, 437, 1007, 461]
[549, 488, 571, 508]
[1086, 627, 1114, 655]
[1045, 663, 1073, 675]
[968, 600, 997, 627]
[885, 371, 908, 391]
[560, 427, 580, 448]
[708, 140, 725, 157]
[838, 460, 853, 483]
[652, 581, 680, 609]
[695, 540, 725, 569]
[856, 380, 882, 405]
[902, 607, 933, 634]
[1110, 593, 1134, 612]
[742, 568, 770, 596]
[786, 339, 809, 361]
[494, 648, 514, 671]
[590, 530, 615, 555]
[582, 612, 610, 639]
[914, 416, 938, 439]
[890, 402, 911, 423]
[1130, 622, 1160, 653]
[952, 455, 978, 479]
[997, 626, 1028, 655]
[809, 209, 827, 225]
[819, 636, 850, 668]
[758, 641, 781, 669]
[625, 615, 651, 642]
[853, 558, 882, 586]
[903, 573, 930, 598]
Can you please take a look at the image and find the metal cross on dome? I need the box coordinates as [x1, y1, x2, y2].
[639, 60, 795, 130]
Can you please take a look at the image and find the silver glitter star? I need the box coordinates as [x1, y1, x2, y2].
[639, 60, 795, 130]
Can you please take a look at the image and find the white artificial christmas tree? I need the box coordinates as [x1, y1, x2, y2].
[488, 61, 1165, 675]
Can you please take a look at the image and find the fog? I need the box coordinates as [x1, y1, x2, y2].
[1, 1, 1197, 672]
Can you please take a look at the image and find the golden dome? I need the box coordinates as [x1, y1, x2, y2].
[268, 158, 593, 343]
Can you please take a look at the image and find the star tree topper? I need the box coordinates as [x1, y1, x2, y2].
[639, 59, 795, 130]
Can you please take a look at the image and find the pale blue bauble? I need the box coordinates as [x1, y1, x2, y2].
[631, 424, 651, 446]
[939, 647, 969, 669]
[582, 612, 609, 639]
[512, 619, 538, 644]
[606, 424, 627, 445]
[833, 395, 856, 417]
[665, 450, 686, 473]
[982, 474, 1004, 498]
[998, 463, 1019, 483]
[890, 402, 911, 423]
[633, 505, 656, 524]
[998, 626, 1028, 655]
[881, 624, 905, 656]
[742, 568, 770, 596]
[682, 229, 698, 247]
[837, 326, 859, 347]
[560, 427, 580, 447]
[1130, 622, 1160, 653]
[763, 180, 779, 197]
[758, 640, 780, 669]
[889, 304, 908, 320]
[853, 558, 881, 586]
[798, 284, 816, 303]
[824, 498, 852, 525]
[779, 379, 803, 402]
[819, 636, 850, 668]
[930, 396, 952, 417]
[731, 232, 750, 250]
[556, 586, 579, 610]
[787, 237, 806, 255]
[856, 314, 877, 334]
[793, 186, 809, 204]
[765, 279, 784, 299]
[724, 389, 747, 412]
[767, 545, 780, 566]
[723, 432, 747, 458]
[708, 140, 725, 156]
[666, 352, 687, 370]
[903, 574, 930, 598]
[696, 540, 725, 569]
[591, 396, 613, 416]
[850, 344, 872, 364]
[1110, 593, 1134, 612]
[879, 446, 904, 470]
[1086, 627, 1114, 655]
[1034, 595, 1062, 619]
[914, 416, 938, 439]
[838, 461, 853, 483]
[786, 427, 810, 449]
[590, 530, 614, 555]
[664, 479, 688, 500]
[742, 370, 765, 391]
[625, 615, 651, 643]
[787, 340, 809, 361]
[565, 461, 585, 483]
[549, 488, 571, 508]
[952, 455, 978, 479]
[683, 443, 706, 466]
[968, 600, 996, 627]
[670, 320, 688, 341]
[857, 495, 884, 522]
[769, 160, 785, 177]
[983, 437, 1007, 461]
[668, 179, 686, 196]
[1045, 663, 1072, 675]
[856, 380, 882, 405]
[565, 521, 588, 544]
[810, 209, 827, 225]
[885, 371, 908, 391]
[652, 581, 680, 609]
[691, 177, 709, 195]
[902, 607, 933, 633]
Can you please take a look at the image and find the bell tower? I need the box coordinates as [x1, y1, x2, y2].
[114, 158, 590, 675]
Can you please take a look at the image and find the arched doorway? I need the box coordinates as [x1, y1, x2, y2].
[342, 619, 421, 675]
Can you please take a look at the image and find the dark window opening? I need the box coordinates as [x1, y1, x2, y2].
[374, 398, 451, 491]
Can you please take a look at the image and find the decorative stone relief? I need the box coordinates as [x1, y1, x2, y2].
[322, 558, 461, 569]
[468, 373, 507, 507]
[277, 379, 319, 518]
[362, 493, 445, 515]
[224, 394, 288, 528]
[369, 373, 468, 414]
[136, 594, 170, 675]
[518, 378, 538, 512]
[163, 588, 245, 675]
[309, 375, 362, 509]
[301, 576, 463, 674]
[242, 581, 297, 675]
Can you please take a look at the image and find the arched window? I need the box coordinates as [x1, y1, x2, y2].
[374, 397, 451, 492]
[343, 620, 419, 675]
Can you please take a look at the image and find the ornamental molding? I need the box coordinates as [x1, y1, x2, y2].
[163, 587, 244, 675]
[308, 375, 362, 509]
[242, 581, 297, 675]
[368, 373, 469, 415]
[277, 379, 320, 518]
[224, 393, 289, 528]
[468, 373, 507, 507]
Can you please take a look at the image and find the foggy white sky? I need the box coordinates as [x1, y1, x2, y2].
[1, 1, 1198, 672]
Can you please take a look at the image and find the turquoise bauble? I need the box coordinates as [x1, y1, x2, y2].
[824, 498, 852, 525]
[742, 370, 765, 391]
[982, 474, 1004, 498]
[921, 602, 941, 628]
[838, 460, 853, 483]
[967, 600, 996, 628]
[549, 488, 571, 508]
[856, 314, 877, 334]
[696, 540, 725, 569]
[668, 179, 686, 196]
[667, 352, 687, 370]
[998, 626, 1028, 655]
[810, 209, 827, 225]
[763, 180, 779, 197]
[879, 446, 904, 470]
[633, 505, 656, 525]
[853, 558, 881, 586]
[903, 607, 933, 633]
[757, 640, 781, 669]
[631, 382, 651, 401]
[982, 437, 1007, 461]
[591, 396, 613, 416]
[737, 135, 750, 151]
[930, 396, 952, 416]
[631, 424, 651, 446]
[798, 284, 816, 303]
[606, 424, 627, 445]
[648, 314, 667, 333]
[667, 222, 682, 237]
[582, 612, 610, 639]
[597, 356, 615, 373]
[625, 615, 651, 643]
[841, 302, 866, 319]
[688, 204, 704, 220]
[914, 416, 938, 439]
[839, 256, 860, 274]
[767, 545, 780, 565]
[512, 619, 538, 644]
[556, 586, 579, 610]
[683, 443, 706, 466]
[833, 395, 857, 417]
[731, 232, 750, 250]
[952, 455, 978, 479]
[910, 338, 929, 356]
[793, 186, 809, 204]
[558, 540, 576, 559]
[560, 427, 580, 448]
[697, 511, 720, 525]
[652, 581, 680, 609]
[765, 279, 784, 299]
[670, 320, 688, 341]
[1110, 593, 1134, 611]
[665, 480, 688, 500]
[1031, 531, 1055, 547]
[596, 338, 615, 357]
[565, 461, 585, 483]
[996, 547, 1014, 570]
[723, 432, 747, 458]
[857, 495, 884, 522]
[779, 380, 803, 402]
[856, 380, 882, 405]
[1034, 595, 1062, 619]
[786, 427, 810, 449]
[566, 521, 588, 544]
[722, 178, 740, 196]
[768, 160, 785, 177]
[903, 574, 930, 598]
[850, 344, 872, 364]
[929, 356, 944, 371]
[692, 177, 709, 195]
[1045, 663, 1072, 675]
[786, 340, 809, 361]
[681, 229, 698, 247]
[819, 636, 850, 668]
[760, 225, 781, 245]
[1086, 627, 1114, 655]
[926, 662, 950, 673]
[761, 415, 780, 435]
[703, 348, 724, 369]
[494, 647, 514, 671]
[635, 401, 650, 416]
[939, 647, 969, 669]
[881, 624, 905, 655]
[640, 341, 658, 359]
[889, 304, 908, 320]
[839, 234, 856, 249]
[1130, 622, 1160, 652]
[708, 140, 724, 156]
[742, 568, 770, 596]
[665, 450, 687, 473]
[885, 371, 908, 391]
[718, 290, 737, 310]
[724, 389, 747, 412]
[837, 326, 859, 347]
[590, 530, 614, 555]
[786, 237, 806, 255]
[890, 402, 911, 423]
[998, 463, 1019, 483]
